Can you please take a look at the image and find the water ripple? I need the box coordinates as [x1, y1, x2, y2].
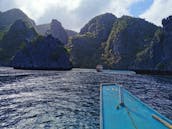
[0, 68, 171, 128]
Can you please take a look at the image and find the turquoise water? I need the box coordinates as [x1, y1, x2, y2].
[103, 70, 136, 75]
[101, 84, 172, 129]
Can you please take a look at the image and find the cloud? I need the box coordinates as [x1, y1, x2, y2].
[107, 0, 142, 16]
[140, 0, 172, 26]
[14, 0, 81, 21]
[0, 0, 143, 31]
[0, 0, 17, 11]
[39, 0, 143, 31]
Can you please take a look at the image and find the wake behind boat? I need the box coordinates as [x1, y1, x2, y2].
[100, 84, 172, 129]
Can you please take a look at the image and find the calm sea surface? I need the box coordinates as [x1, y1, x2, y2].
[0, 67, 171, 129]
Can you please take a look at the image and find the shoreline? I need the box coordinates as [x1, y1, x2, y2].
[1, 66, 172, 75]
[13, 67, 73, 71]
[132, 69, 172, 75]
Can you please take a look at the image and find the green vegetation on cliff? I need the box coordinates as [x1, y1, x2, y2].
[69, 13, 117, 68]
[102, 16, 158, 69]
[69, 33, 102, 68]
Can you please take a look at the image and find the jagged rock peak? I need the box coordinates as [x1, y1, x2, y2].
[51, 19, 62, 26]
[0, 8, 35, 31]
[80, 13, 117, 35]
[7, 19, 37, 38]
[65, 29, 78, 37]
[50, 19, 68, 44]
[4, 8, 24, 14]
[162, 16, 172, 32]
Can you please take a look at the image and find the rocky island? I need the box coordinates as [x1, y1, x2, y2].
[69, 13, 172, 74]
[11, 35, 72, 70]
[0, 9, 72, 70]
[0, 8, 172, 73]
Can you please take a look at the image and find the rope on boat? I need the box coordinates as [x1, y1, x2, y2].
[152, 114, 172, 129]
[125, 106, 139, 129]
[119, 86, 124, 106]
[114, 85, 172, 129]
[116, 86, 125, 109]
[117, 86, 138, 129]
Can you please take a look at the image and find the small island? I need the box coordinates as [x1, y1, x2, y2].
[11, 35, 72, 70]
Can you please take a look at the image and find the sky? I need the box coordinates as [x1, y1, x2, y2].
[0, 0, 172, 32]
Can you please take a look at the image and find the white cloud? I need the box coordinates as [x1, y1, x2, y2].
[0, 0, 143, 31]
[14, 0, 81, 21]
[140, 0, 172, 26]
[106, 0, 142, 17]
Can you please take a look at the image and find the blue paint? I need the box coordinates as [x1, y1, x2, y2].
[101, 84, 172, 129]
[130, 0, 153, 16]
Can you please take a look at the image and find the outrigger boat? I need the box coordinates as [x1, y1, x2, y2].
[100, 83, 172, 129]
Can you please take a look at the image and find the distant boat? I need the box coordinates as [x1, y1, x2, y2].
[100, 83, 172, 129]
[96, 65, 103, 72]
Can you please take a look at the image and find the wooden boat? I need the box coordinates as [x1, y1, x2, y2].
[100, 83, 172, 129]
[96, 65, 103, 72]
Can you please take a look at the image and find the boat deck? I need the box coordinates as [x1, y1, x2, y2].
[100, 84, 172, 129]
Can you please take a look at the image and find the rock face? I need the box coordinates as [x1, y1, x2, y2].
[0, 20, 37, 65]
[36, 24, 50, 36]
[36, 19, 68, 44]
[1, 8, 172, 72]
[160, 16, 172, 71]
[0, 8, 35, 31]
[50, 19, 68, 44]
[65, 29, 78, 37]
[131, 28, 164, 71]
[69, 13, 117, 68]
[69, 14, 172, 71]
[12, 35, 72, 70]
[69, 33, 101, 68]
[130, 16, 172, 71]
[103, 16, 159, 69]
[80, 13, 117, 41]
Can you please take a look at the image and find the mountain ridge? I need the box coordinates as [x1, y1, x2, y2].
[0, 8, 172, 72]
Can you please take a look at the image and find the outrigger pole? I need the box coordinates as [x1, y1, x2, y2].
[116, 85, 125, 109]
[119, 85, 125, 106]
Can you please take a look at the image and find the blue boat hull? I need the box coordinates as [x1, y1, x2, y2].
[100, 84, 172, 129]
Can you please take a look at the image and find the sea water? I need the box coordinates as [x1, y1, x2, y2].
[0, 67, 171, 128]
